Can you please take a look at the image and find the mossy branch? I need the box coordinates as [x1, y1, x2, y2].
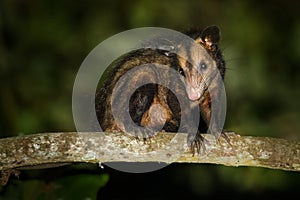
[0, 132, 299, 184]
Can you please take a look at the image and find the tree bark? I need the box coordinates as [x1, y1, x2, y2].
[0, 132, 299, 184]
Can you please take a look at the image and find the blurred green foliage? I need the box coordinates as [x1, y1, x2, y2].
[0, 0, 299, 199]
[0, 172, 108, 200]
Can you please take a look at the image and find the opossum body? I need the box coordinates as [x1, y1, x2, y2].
[95, 26, 226, 154]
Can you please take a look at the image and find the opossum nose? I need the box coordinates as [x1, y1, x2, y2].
[187, 86, 201, 101]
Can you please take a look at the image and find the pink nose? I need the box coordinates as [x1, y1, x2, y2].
[187, 86, 201, 101]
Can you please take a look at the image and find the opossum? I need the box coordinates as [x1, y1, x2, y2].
[95, 26, 226, 154]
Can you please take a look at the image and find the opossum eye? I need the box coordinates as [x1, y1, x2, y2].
[178, 67, 185, 76]
[200, 61, 207, 71]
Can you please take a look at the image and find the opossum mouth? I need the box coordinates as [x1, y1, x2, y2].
[186, 85, 202, 101]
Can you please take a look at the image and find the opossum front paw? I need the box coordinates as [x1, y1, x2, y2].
[187, 132, 209, 156]
[217, 131, 232, 147]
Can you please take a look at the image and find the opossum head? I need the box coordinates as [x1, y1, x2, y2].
[176, 26, 225, 102]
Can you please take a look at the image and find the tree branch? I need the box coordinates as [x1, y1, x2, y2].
[0, 132, 299, 184]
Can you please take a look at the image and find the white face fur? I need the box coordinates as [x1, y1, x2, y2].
[176, 43, 218, 103]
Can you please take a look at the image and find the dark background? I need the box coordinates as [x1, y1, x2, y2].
[1, 0, 299, 199]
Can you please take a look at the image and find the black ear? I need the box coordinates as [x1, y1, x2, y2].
[201, 25, 221, 45]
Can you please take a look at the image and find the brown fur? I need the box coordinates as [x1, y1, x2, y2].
[95, 26, 225, 152]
